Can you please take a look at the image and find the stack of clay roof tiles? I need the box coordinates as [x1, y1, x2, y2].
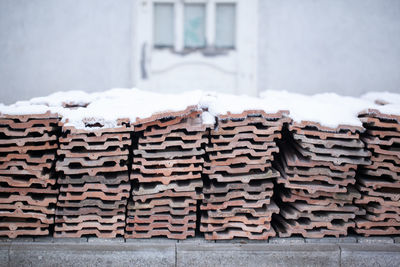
[273, 121, 370, 238]
[0, 111, 60, 238]
[126, 107, 208, 239]
[54, 122, 132, 238]
[355, 109, 400, 235]
[201, 111, 287, 240]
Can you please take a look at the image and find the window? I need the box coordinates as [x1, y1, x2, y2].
[184, 4, 206, 49]
[153, 1, 236, 51]
[215, 3, 236, 48]
[153, 3, 174, 48]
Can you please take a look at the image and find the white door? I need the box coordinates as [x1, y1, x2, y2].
[133, 0, 259, 95]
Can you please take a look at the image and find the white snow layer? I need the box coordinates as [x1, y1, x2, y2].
[200, 92, 284, 116]
[60, 89, 204, 129]
[260, 90, 374, 128]
[15, 90, 97, 108]
[0, 102, 62, 116]
[1, 88, 400, 130]
[362, 91, 400, 106]
[361, 91, 400, 118]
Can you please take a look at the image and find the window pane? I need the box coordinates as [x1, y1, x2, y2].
[154, 3, 174, 48]
[216, 3, 236, 48]
[184, 4, 206, 48]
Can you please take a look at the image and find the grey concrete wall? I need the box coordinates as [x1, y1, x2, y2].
[258, 0, 400, 96]
[0, 0, 134, 104]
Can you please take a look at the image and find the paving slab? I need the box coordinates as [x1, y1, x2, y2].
[305, 237, 339, 243]
[176, 243, 340, 267]
[8, 242, 175, 267]
[340, 244, 400, 267]
[126, 238, 177, 244]
[10, 237, 34, 243]
[357, 236, 394, 244]
[179, 237, 215, 244]
[304, 236, 356, 243]
[338, 237, 358, 243]
[269, 237, 304, 244]
[87, 237, 125, 243]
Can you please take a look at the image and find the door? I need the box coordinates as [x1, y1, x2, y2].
[133, 0, 259, 95]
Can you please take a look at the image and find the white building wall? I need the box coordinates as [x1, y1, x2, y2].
[258, 0, 400, 96]
[0, 0, 399, 104]
[0, 0, 134, 104]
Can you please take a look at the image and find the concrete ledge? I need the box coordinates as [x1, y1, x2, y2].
[0, 243, 10, 264]
[340, 244, 400, 267]
[0, 240, 399, 267]
[6, 242, 175, 267]
[177, 243, 340, 267]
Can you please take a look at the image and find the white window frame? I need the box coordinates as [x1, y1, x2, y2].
[152, 0, 237, 52]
